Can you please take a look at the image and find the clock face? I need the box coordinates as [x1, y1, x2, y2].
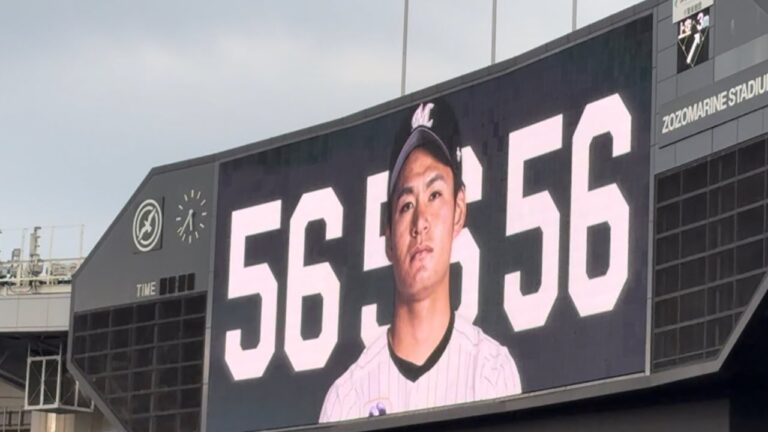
[175, 189, 208, 244]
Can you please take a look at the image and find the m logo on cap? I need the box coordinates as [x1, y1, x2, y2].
[411, 103, 435, 130]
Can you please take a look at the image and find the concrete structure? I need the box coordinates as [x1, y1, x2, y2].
[0, 228, 118, 432]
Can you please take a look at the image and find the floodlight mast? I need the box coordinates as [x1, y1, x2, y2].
[573, 0, 578, 30]
[491, 0, 497, 64]
[401, 0, 409, 96]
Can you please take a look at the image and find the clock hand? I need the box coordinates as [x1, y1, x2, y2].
[178, 210, 194, 235]
[186, 209, 194, 230]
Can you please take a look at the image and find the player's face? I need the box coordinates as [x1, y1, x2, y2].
[386, 147, 466, 302]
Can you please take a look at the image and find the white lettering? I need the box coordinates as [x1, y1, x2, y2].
[285, 188, 343, 371]
[225, 201, 281, 381]
[136, 281, 157, 298]
[453, 146, 483, 322]
[360, 172, 390, 346]
[662, 71, 768, 135]
[569, 94, 630, 316]
[363, 172, 389, 271]
[504, 115, 562, 331]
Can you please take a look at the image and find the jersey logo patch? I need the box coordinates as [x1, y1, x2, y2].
[366, 399, 390, 417]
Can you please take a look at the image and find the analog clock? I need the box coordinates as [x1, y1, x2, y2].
[176, 189, 208, 244]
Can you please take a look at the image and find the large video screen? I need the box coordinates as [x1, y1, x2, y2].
[207, 17, 652, 432]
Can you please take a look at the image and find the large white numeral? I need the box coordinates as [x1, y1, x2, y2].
[461, 145, 483, 203]
[285, 188, 343, 371]
[569, 95, 630, 316]
[225, 201, 281, 381]
[364, 172, 389, 271]
[452, 230, 480, 322]
[226, 96, 634, 373]
[361, 172, 390, 346]
[504, 115, 562, 331]
[453, 146, 482, 322]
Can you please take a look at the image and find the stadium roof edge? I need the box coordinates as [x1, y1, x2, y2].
[147, 0, 666, 175]
[73, 0, 665, 286]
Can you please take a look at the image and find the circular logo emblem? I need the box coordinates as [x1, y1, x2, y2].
[132, 199, 162, 252]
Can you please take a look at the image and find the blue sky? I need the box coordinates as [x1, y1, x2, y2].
[0, 0, 641, 260]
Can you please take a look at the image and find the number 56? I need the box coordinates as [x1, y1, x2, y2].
[504, 94, 632, 331]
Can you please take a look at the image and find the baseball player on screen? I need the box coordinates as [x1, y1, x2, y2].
[319, 100, 522, 422]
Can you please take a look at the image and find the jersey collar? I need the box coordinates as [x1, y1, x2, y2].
[387, 311, 455, 383]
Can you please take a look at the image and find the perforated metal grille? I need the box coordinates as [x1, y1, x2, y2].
[71, 293, 206, 432]
[653, 136, 768, 370]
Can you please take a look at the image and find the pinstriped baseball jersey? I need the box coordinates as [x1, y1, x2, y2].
[319, 313, 521, 422]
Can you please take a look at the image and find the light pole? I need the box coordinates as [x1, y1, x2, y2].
[491, 0, 498, 64]
[400, 0, 409, 96]
[572, 0, 578, 31]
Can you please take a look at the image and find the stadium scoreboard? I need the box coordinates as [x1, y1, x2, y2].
[68, 2, 768, 431]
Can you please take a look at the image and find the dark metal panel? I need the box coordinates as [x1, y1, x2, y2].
[488, 399, 730, 432]
[658, 45, 678, 82]
[737, 110, 765, 142]
[72, 163, 215, 313]
[659, 16, 676, 51]
[715, 1, 768, 57]
[713, 120, 739, 152]
[677, 60, 715, 97]
[674, 129, 713, 164]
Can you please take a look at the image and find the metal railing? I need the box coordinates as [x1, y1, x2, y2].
[25, 349, 93, 413]
[0, 258, 83, 294]
[0, 226, 85, 295]
[0, 408, 30, 432]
